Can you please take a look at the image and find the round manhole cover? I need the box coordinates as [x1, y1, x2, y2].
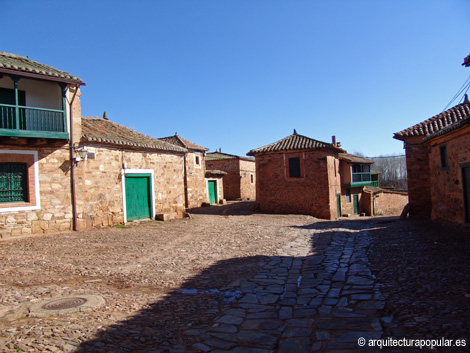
[29, 295, 105, 317]
[41, 297, 88, 310]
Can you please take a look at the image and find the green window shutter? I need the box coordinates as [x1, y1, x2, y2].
[0, 163, 28, 203]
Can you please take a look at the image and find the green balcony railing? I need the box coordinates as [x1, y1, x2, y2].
[349, 172, 378, 187]
[0, 104, 68, 139]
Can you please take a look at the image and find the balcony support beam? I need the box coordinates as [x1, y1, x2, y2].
[59, 82, 68, 133]
[9, 76, 21, 129]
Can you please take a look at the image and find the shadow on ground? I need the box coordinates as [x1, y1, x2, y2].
[75, 217, 470, 352]
[187, 201, 257, 216]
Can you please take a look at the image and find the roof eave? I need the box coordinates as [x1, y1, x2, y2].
[0, 67, 85, 85]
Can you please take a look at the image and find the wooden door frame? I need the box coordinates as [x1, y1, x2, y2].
[353, 194, 359, 215]
[121, 168, 155, 223]
[207, 179, 218, 204]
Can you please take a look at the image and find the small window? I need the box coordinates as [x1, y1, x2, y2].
[195, 155, 200, 166]
[346, 188, 351, 203]
[289, 157, 301, 178]
[0, 163, 28, 203]
[440, 145, 448, 170]
[250, 173, 254, 184]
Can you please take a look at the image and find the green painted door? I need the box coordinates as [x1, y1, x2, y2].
[125, 174, 152, 221]
[336, 194, 341, 217]
[208, 180, 216, 204]
[353, 194, 359, 215]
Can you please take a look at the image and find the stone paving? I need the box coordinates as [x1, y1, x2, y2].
[2, 213, 469, 352]
[180, 224, 385, 353]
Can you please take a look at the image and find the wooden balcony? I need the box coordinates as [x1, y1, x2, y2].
[0, 103, 68, 139]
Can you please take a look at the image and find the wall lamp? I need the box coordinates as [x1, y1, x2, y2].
[73, 145, 88, 163]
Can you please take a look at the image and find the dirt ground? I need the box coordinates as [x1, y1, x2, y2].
[0, 202, 313, 292]
[0, 201, 469, 352]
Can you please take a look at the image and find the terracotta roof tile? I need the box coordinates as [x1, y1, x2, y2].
[0, 52, 83, 84]
[206, 151, 254, 162]
[338, 153, 374, 164]
[394, 101, 470, 140]
[247, 130, 344, 156]
[81, 116, 186, 153]
[159, 133, 208, 152]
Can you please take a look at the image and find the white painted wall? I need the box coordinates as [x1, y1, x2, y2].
[0, 76, 62, 110]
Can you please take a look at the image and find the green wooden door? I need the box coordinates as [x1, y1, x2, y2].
[208, 180, 216, 204]
[125, 174, 152, 221]
[336, 194, 341, 217]
[353, 194, 359, 215]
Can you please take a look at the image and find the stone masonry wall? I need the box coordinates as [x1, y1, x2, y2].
[0, 145, 73, 238]
[404, 137, 432, 218]
[205, 159, 241, 200]
[185, 152, 207, 208]
[373, 191, 409, 216]
[75, 145, 186, 230]
[239, 159, 256, 201]
[427, 128, 470, 224]
[255, 151, 333, 219]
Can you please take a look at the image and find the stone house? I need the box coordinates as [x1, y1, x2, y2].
[247, 130, 397, 219]
[205, 151, 256, 201]
[0, 52, 186, 238]
[159, 133, 209, 208]
[394, 95, 470, 224]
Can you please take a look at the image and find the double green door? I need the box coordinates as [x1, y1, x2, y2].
[125, 174, 152, 221]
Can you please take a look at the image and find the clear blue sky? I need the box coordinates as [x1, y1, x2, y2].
[2, 0, 469, 157]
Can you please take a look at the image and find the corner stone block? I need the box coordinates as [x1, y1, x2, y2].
[155, 213, 172, 221]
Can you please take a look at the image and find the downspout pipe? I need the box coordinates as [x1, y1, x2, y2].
[68, 85, 79, 231]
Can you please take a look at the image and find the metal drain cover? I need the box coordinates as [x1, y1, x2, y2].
[29, 295, 105, 317]
[42, 297, 88, 310]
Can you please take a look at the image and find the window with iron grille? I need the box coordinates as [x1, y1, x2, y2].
[0, 163, 28, 203]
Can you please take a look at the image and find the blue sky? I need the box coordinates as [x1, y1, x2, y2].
[2, 0, 470, 157]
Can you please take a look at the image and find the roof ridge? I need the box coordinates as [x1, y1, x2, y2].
[394, 101, 470, 139]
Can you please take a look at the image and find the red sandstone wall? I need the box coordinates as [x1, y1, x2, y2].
[404, 138, 432, 218]
[373, 192, 408, 216]
[427, 128, 470, 223]
[75, 146, 186, 230]
[0, 145, 73, 238]
[205, 159, 241, 200]
[255, 151, 333, 219]
[185, 152, 207, 208]
[239, 159, 256, 200]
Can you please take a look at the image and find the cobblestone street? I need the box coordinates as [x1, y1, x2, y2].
[1, 202, 469, 352]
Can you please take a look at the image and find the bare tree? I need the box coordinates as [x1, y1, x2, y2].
[370, 154, 407, 191]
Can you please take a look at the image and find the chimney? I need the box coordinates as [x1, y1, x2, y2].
[332, 136, 336, 146]
[103, 111, 108, 120]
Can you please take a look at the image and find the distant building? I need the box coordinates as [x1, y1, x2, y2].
[159, 133, 209, 208]
[248, 131, 407, 219]
[205, 151, 256, 201]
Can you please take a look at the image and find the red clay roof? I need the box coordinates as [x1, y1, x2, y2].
[247, 130, 344, 156]
[159, 133, 208, 152]
[81, 116, 186, 153]
[206, 151, 255, 162]
[339, 153, 374, 164]
[394, 100, 470, 140]
[0, 51, 83, 84]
